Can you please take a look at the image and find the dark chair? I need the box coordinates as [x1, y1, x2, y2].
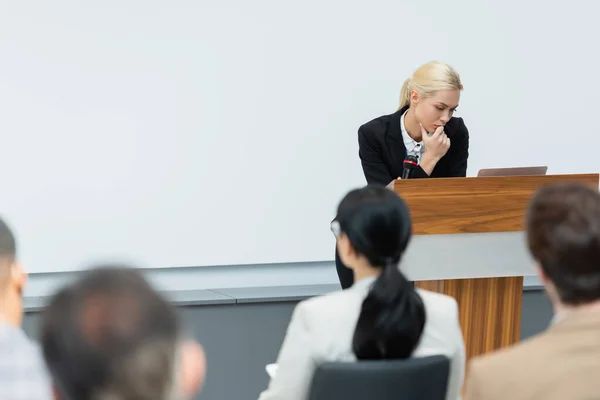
[308, 355, 450, 400]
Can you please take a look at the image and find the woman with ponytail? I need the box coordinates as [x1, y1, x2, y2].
[259, 186, 465, 400]
[336, 61, 469, 289]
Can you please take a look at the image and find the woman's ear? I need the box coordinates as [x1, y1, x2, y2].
[337, 234, 356, 266]
[410, 89, 420, 106]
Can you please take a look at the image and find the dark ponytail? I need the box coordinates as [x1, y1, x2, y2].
[334, 185, 426, 360]
[352, 260, 425, 359]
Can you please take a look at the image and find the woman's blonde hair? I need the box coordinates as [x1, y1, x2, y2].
[399, 61, 463, 109]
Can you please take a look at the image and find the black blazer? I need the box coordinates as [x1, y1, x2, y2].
[358, 105, 469, 185]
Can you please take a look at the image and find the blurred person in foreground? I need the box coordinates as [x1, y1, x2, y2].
[0, 217, 52, 400]
[40, 265, 206, 400]
[465, 183, 600, 400]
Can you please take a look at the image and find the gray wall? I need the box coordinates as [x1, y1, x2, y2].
[521, 289, 553, 339]
[21, 288, 553, 400]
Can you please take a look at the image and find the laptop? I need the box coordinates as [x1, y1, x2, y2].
[477, 166, 548, 177]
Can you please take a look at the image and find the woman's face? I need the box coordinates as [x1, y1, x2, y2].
[412, 89, 460, 134]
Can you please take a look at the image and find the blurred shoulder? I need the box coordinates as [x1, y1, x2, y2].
[469, 331, 553, 375]
[297, 286, 366, 316]
[417, 289, 459, 319]
[417, 288, 458, 309]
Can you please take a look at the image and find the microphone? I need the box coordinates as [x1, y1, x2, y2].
[401, 154, 419, 179]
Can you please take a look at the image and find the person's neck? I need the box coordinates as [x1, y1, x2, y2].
[352, 264, 381, 283]
[0, 296, 20, 327]
[0, 310, 17, 327]
[403, 107, 422, 142]
[554, 299, 600, 317]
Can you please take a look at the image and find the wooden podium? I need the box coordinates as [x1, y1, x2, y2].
[392, 173, 599, 361]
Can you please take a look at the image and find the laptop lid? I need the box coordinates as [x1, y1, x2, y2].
[477, 166, 548, 177]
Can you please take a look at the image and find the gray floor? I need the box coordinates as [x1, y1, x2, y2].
[22, 289, 553, 400]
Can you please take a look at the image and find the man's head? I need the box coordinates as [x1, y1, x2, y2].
[526, 183, 600, 307]
[0, 217, 27, 326]
[41, 266, 206, 400]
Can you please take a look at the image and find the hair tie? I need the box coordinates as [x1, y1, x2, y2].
[382, 256, 398, 266]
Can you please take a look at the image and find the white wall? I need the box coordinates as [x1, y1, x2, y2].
[0, 0, 598, 275]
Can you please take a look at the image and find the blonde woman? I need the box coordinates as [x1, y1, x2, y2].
[361, 61, 468, 183]
[336, 61, 469, 289]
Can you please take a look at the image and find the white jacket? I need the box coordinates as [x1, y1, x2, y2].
[258, 276, 465, 400]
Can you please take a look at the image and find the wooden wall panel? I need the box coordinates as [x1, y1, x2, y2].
[416, 277, 523, 361]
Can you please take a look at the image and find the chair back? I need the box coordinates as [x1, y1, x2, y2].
[308, 355, 450, 400]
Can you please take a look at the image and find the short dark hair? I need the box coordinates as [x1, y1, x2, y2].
[40, 266, 181, 400]
[0, 217, 16, 284]
[526, 183, 600, 305]
[0, 217, 16, 259]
